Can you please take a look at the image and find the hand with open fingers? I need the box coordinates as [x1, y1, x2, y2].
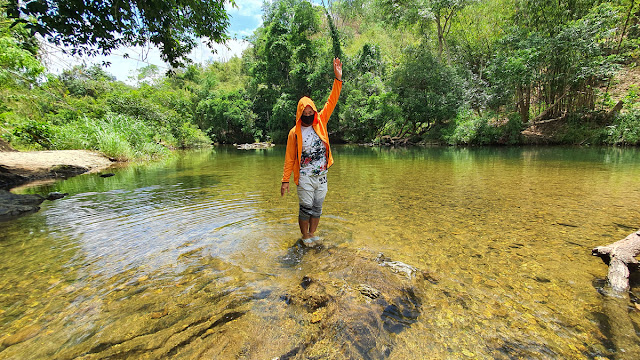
[281, 182, 290, 196]
[334, 58, 342, 82]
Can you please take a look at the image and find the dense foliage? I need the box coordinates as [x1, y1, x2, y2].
[5, 0, 235, 67]
[1, 0, 639, 156]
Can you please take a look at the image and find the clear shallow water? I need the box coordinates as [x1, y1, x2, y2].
[1, 146, 639, 359]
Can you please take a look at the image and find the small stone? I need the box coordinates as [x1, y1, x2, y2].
[46, 192, 68, 201]
[380, 260, 417, 279]
[2, 325, 41, 347]
[301, 276, 313, 289]
[357, 284, 381, 299]
[311, 309, 325, 323]
[462, 349, 475, 358]
[151, 308, 169, 319]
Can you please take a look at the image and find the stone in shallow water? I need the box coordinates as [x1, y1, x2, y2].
[46, 192, 68, 201]
[276, 246, 429, 359]
[1, 325, 42, 347]
[0, 190, 45, 221]
[358, 284, 381, 299]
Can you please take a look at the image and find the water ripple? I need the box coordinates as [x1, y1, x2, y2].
[40, 185, 266, 278]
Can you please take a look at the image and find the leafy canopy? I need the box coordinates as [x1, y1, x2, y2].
[5, 0, 235, 67]
[0, 7, 43, 87]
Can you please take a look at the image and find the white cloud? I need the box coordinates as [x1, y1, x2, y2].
[43, 38, 252, 85]
[42, 1, 263, 84]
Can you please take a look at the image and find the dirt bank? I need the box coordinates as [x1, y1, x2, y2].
[0, 150, 115, 190]
[0, 149, 115, 220]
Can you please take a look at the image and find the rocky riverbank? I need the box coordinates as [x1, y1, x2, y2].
[0, 149, 115, 220]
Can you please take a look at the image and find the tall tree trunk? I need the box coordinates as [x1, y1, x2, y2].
[617, 0, 636, 53]
[517, 86, 531, 124]
[435, 15, 444, 59]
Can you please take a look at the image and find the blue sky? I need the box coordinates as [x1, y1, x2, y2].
[44, 0, 265, 84]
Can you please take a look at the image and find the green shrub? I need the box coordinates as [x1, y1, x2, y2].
[554, 113, 607, 145]
[11, 120, 53, 149]
[175, 122, 212, 148]
[49, 119, 92, 149]
[445, 109, 504, 145]
[501, 114, 524, 145]
[605, 109, 640, 145]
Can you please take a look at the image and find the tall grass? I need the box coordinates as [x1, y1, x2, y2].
[51, 113, 170, 161]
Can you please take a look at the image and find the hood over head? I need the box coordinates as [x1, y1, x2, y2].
[296, 96, 318, 124]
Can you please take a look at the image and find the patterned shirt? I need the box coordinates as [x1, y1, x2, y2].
[300, 125, 327, 176]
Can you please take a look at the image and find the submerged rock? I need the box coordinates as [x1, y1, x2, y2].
[3, 245, 432, 359]
[0, 190, 69, 221]
[0, 190, 45, 221]
[376, 253, 419, 279]
[277, 247, 428, 359]
[1, 325, 42, 348]
[49, 164, 89, 177]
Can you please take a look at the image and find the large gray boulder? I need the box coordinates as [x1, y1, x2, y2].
[0, 190, 68, 221]
[0, 190, 45, 221]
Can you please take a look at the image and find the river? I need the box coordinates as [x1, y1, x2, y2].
[1, 146, 639, 359]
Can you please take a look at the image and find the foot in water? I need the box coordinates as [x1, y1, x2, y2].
[301, 236, 323, 248]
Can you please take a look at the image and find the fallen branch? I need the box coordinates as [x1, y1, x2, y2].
[531, 116, 566, 125]
[592, 229, 640, 292]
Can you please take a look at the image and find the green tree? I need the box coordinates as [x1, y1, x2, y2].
[1, 7, 46, 147]
[447, 0, 513, 114]
[376, 0, 474, 60]
[5, 0, 235, 67]
[339, 44, 397, 142]
[58, 64, 116, 97]
[0, 10, 44, 88]
[391, 44, 463, 137]
[488, 2, 622, 123]
[247, 0, 331, 142]
[196, 89, 256, 143]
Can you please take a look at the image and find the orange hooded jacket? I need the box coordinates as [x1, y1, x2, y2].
[282, 78, 342, 185]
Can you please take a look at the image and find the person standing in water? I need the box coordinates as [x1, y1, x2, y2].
[280, 58, 343, 247]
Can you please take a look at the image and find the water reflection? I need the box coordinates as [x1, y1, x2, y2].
[1, 146, 639, 359]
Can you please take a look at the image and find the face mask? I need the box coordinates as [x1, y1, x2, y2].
[301, 114, 314, 125]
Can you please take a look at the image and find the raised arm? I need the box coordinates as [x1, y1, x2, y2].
[318, 58, 343, 125]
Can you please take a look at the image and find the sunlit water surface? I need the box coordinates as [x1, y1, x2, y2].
[1, 146, 639, 359]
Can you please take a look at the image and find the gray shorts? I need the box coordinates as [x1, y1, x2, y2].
[297, 174, 328, 220]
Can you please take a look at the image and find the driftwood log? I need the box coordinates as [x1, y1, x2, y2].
[235, 142, 275, 150]
[592, 230, 640, 292]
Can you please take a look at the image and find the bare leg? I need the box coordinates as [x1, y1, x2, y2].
[308, 217, 320, 237]
[299, 218, 311, 239]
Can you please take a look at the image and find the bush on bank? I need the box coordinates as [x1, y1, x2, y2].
[605, 109, 640, 145]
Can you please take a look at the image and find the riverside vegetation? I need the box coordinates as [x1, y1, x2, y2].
[1, 0, 640, 161]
